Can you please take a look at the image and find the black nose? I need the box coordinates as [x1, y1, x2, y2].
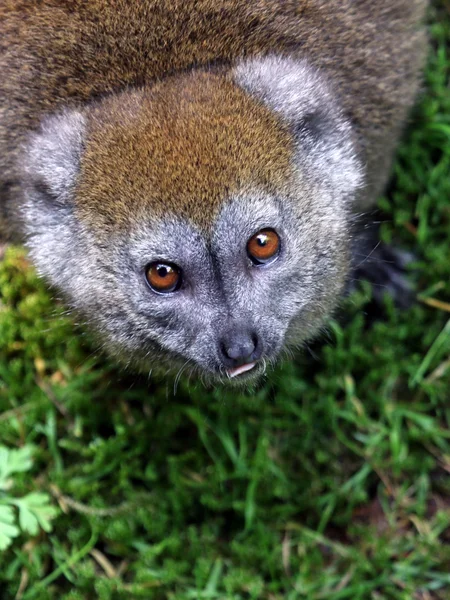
[219, 329, 262, 368]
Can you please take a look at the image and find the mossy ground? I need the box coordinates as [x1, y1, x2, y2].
[1, 4, 450, 599]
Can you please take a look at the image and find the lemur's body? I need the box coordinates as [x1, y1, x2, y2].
[0, 1, 428, 382]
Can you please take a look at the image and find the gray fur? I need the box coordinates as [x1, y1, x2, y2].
[24, 111, 86, 203]
[233, 56, 363, 201]
[21, 111, 88, 296]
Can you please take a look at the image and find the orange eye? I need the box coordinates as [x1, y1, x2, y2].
[247, 229, 281, 266]
[145, 262, 182, 294]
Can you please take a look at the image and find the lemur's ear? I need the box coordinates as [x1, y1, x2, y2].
[232, 55, 362, 196]
[23, 110, 86, 205]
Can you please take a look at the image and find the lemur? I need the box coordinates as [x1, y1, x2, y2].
[0, 0, 428, 383]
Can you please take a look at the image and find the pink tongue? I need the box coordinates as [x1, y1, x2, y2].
[227, 362, 256, 378]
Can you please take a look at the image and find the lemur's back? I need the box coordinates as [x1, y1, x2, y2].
[1, 0, 427, 212]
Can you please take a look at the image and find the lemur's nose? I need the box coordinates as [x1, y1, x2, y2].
[219, 328, 262, 368]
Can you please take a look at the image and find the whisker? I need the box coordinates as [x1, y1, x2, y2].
[352, 239, 382, 269]
[173, 359, 192, 395]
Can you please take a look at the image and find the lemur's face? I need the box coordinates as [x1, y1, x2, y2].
[110, 188, 351, 383]
[22, 57, 362, 384]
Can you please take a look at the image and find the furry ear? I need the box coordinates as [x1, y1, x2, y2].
[23, 110, 86, 205]
[232, 55, 363, 196]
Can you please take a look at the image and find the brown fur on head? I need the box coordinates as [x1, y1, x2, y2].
[77, 71, 294, 232]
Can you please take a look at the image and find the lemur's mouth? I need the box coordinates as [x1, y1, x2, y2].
[227, 362, 257, 378]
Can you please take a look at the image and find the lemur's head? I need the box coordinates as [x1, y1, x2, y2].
[21, 56, 362, 384]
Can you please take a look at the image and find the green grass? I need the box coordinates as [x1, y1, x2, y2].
[1, 4, 450, 599]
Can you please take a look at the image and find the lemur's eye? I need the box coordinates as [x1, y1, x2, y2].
[145, 262, 182, 294]
[247, 229, 280, 266]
